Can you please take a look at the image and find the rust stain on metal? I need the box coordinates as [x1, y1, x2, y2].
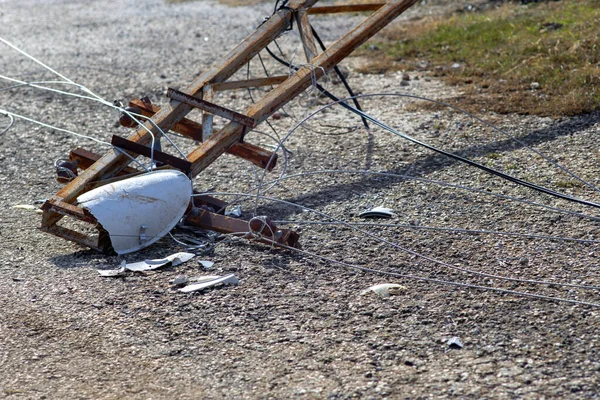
[128, 99, 277, 170]
[308, 3, 385, 14]
[40, 0, 418, 253]
[111, 135, 193, 174]
[184, 208, 300, 248]
[166, 88, 257, 128]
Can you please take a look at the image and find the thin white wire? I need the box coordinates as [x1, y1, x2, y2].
[0, 74, 160, 165]
[202, 192, 600, 291]
[0, 36, 75, 83]
[252, 94, 600, 218]
[0, 113, 15, 135]
[263, 169, 600, 222]
[282, 220, 600, 245]
[228, 231, 600, 308]
[0, 108, 110, 146]
[0, 38, 192, 167]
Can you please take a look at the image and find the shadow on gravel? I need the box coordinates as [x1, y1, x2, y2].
[256, 112, 600, 219]
[49, 250, 120, 269]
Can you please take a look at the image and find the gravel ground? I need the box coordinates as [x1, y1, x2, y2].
[2, 1, 600, 399]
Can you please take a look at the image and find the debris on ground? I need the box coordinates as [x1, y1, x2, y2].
[447, 337, 464, 350]
[358, 206, 395, 218]
[179, 274, 239, 293]
[97, 261, 127, 277]
[97, 252, 195, 276]
[171, 275, 189, 287]
[361, 283, 406, 297]
[225, 205, 243, 218]
[12, 204, 43, 214]
[76, 170, 193, 255]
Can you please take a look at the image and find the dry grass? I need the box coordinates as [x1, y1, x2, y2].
[357, 0, 600, 117]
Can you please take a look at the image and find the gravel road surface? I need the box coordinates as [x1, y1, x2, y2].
[2, 1, 600, 399]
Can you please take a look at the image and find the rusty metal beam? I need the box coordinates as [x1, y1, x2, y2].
[296, 10, 318, 62]
[186, 0, 419, 176]
[70, 148, 140, 176]
[308, 3, 385, 14]
[128, 99, 278, 171]
[167, 88, 257, 128]
[200, 85, 214, 141]
[211, 76, 289, 91]
[41, 0, 419, 253]
[127, 99, 203, 141]
[41, 199, 97, 224]
[184, 208, 300, 248]
[111, 135, 193, 174]
[45, 0, 318, 212]
[42, 225, 108, 252]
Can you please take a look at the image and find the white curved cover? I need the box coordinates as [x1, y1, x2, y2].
[77, 170, 192, 255]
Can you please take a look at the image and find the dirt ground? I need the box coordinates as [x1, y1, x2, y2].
[2, 0, 600, 399]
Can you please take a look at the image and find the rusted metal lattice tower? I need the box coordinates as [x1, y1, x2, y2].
[41, 0, 419, 252]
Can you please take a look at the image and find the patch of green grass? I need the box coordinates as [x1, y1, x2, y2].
[360, 0, 600, 116]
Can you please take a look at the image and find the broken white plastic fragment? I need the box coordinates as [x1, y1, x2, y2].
[199, 260, 214, 269]
[12, 204, 43, 214]
[179, 274, 239, 293]
[361, 283, 406, 297]
[447, 336, 463, 349]
[77, 170, 192, 255]
[125, 252, 195, 272]
[98, 261, 127, 277]
[358, 206, 395, 218]
[225, 205, 242, 218]
[171, 275, 188, 286]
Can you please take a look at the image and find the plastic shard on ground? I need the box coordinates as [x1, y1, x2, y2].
[361, 283, 406, 297]
[97, 261, 127, 277]
[12, 204, 43, 214]
[199, 260, 214, 269]
[447, 337, 463, 349]
[76, 170, 192, 255]
[171, 275, 189, 286]
[358, 206, 395, 218]
[125, 252, 195, 272]
[179, 274, 239, 293]
[225, 205, 243, 218]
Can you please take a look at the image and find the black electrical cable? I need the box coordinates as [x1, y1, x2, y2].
[310, 26, 370, 131]
[264, 45, 600, 210]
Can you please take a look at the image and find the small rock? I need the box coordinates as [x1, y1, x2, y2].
[369, 44, 379, 51]
[402, 73, 410, 81]
[416, 61, 430, 70]
[530, 82, 540, 90]
[272, 112, 282, 120]
[520, 257, 529, 266]
[400, 80, 410, 87]
[451, 63, 461, 69]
